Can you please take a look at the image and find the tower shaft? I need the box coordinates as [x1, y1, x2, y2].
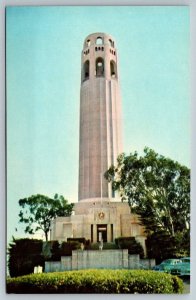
[79, 33, 123, 201]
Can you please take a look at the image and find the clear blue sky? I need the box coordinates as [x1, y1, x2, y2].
[6, 6, 190, 242]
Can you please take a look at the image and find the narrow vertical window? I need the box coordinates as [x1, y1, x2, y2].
[111, 224, 113, 242]
[109, 39, 113, 47]
[96, 58, 104, 77]
[91, 225, 93, 242]
[83, 60, 90, 81]
[110, 60, 117, 78]
[86, 39, 91, 47]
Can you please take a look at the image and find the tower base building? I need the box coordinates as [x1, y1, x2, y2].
[51, 198, 146, 255]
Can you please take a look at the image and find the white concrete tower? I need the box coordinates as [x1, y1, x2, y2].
[79, 33, 123, 201]
[51, 33, 146, 246]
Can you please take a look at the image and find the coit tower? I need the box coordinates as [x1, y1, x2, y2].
[79, 33, 123, 201]
[51, 33, 146, 247]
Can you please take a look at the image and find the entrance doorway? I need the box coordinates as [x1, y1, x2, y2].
[97, 224, 107, 242]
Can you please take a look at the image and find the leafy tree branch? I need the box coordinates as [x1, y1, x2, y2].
[18, 194, 74, 241]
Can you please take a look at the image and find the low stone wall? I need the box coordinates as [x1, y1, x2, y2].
[140, 258, 156, 269]
[127, 255, 155, 270]
[61, 256, 72, 271]
[72, 249, 128, 270]
[45, 250, 155, 273]
[128, 254, 140, 269]
[45, 261, 62, 273]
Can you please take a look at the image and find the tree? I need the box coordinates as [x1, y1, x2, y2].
[105, 148, 190, 257]
[42, 240, 61, 261]
[8, 238, 44, 277]
[18, 194, 74, 241]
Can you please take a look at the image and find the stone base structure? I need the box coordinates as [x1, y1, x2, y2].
[51, 199, 147, 254]
[45, 250, 155, 272]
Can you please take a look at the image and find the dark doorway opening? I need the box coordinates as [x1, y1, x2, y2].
[97, 224, 107, 242]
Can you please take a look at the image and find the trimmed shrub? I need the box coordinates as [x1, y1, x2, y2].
[88, 242, 99, 250]
[67, 237, 86, 244]
[101, 242, 119, 250]
[67, 238, 91, 250]
[6, 269, 183, 294]
[115, 237, 144, 258]
[89, 242, 118, 250]
[60, 241, 81, 256]
[42, 241, 61, 261]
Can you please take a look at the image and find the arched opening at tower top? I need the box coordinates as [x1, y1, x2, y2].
[83, 60, 90, 81]
[96, 58, 104, 77]
[110, 60, 117, 78]
[96, 37, 103, 45]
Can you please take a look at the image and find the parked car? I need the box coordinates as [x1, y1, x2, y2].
[170, 257, 190, 276]
[153, 259, 182, 273]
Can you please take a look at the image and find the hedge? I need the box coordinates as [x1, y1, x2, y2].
[89, 242, 119, 250]
[60, 241, 81, 256]
[7, 269, 183, 294]
[115, 237, 144, 258]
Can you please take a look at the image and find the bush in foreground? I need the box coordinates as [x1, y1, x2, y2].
[7, 269, 183, 294]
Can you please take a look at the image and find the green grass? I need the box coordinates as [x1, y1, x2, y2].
[7, 269, 183, 294]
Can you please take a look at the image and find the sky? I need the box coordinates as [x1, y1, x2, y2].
[6, 6, 190, 242]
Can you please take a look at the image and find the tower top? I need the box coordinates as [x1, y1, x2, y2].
[83, 32, 116, 50]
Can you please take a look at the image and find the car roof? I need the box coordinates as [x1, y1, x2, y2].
[164, 259, 181, 262]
